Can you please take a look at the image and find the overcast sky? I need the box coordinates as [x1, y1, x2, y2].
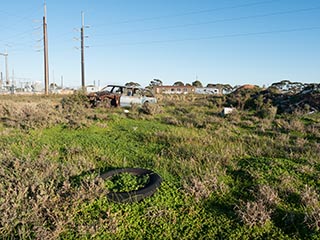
[1, 0, 320, 88]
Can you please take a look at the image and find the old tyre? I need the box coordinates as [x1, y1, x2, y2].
[100, 168, 162, 203]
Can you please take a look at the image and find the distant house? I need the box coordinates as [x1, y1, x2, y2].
[205, 84, 234, 95]
[195, 87, 221, 95]
[86, 85, 100, 93]
[154, 85, 195, 94]
[271, 80, 304, 94]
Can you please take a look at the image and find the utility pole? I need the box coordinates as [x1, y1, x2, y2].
[11, 69, 15, 94]
[43, 1, 49, 95]
[5, 50, 8, 86]
[12, 69, 15, 86]
[0, 72, 3, 88]
[81, 11, 85, 91]
[52, 69, 55, 92]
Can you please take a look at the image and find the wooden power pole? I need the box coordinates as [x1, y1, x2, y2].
[81, 12, 85, 90]
[43, 1, 49, 95]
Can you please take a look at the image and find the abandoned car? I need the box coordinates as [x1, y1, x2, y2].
[88, 85, 157, 107]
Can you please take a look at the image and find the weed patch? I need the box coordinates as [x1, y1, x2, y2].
[0, 94, 319, 239]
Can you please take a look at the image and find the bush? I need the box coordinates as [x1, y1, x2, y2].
[256, 106, 277, 119]
[139, 103, 163, 115]
[60, 92, 92, 129]
[0, 100, 63, 129]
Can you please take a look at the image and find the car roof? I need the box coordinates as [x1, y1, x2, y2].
[105, 84, 126, 88]
[103, 84, 144, 89]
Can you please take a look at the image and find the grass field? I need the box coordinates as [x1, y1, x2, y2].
[0, 93, 320, 239]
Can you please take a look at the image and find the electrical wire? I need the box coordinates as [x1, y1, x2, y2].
[91, 26, 320, 47]
[0, 28, 35, 43]
[0, 5, 43, 30]
[93, 6, 320, 37]
[0, 4, 43, 49]
[93, 0, 278, 27]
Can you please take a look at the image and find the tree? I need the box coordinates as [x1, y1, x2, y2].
[222, 84, 234, 94]
[125, 82, 141, 87]
[149, 79, 163, 87]
[173, 81, 184, 86]
[192, 80, 203, 88]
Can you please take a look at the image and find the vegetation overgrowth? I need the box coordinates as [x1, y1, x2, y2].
[0, 92, 319, 239]
[105, 172, 150, 193]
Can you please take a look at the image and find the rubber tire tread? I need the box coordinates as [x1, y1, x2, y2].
[100, 168, 162, 203]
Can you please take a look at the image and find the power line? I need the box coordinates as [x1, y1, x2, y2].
[0, 5, 43, 30]
[0, 28, 35, 43]
[93, 0, 278, 27]
[0, 5, 42, 19]
[91, 26, 320, 47]
[94, 6, 320, 37]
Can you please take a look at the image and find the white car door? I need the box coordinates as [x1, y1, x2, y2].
[120, 95, 142, 107]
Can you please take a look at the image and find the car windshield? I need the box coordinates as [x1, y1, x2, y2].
[101, 86, 113, 93]
[101, 85, 124, 94]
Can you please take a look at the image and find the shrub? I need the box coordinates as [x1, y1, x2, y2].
[0, 101, 63, 129]
[161, 116, 180, 126]
[139, 103, 163, 115]
[60, 92, 92, 129]
[256, 106, 277, 119]
[0, 150, 107, 239]
[60, 91, 89, 109]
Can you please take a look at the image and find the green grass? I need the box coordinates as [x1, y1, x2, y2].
[0, 94, 320, 239]
[105, 172, 150, 192]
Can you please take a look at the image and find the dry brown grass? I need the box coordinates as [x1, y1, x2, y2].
[289, 118, 306, 132]
[0, 100, 62, 129]
[0, 149, 109, 239]
[235, 200, 272, 227]
[257, 185, 280, 207]
[0, 92, 96, 130]
[301, 185, 320, 231]
[182, 161, 229, 202]
[182, 173, 228, 202]
[235, 184, 279, 227]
